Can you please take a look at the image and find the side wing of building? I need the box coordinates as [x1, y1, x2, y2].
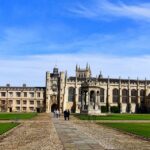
[0, 85, 46, 112]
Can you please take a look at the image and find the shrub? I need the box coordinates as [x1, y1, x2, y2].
[110, 106, 120, 113]
[101, 106, 108, 113]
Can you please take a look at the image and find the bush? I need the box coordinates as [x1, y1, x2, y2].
[110, 106, 120, 113]
[101, 106, 108, 113]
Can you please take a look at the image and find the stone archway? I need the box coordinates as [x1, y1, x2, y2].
[51, 103, 58, 112]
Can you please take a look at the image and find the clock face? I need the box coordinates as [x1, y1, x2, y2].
[52, 84, 57, 91]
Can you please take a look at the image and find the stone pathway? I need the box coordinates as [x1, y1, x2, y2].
[53, 116, 150, 150]
[53, 118, 103, 150]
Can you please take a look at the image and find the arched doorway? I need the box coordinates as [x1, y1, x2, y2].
[51, 103, 57, 112]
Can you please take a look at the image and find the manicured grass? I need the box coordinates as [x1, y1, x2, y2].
[74, 114, 150, 120]
[0, 123, 19, 135]
[0, 113, 37, 120]
[99, 123, 150, 138]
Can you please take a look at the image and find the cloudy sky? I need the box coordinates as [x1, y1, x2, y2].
[0, 0, 150, 86]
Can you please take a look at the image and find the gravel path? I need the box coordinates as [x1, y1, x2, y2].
[0, 113, 63, 150]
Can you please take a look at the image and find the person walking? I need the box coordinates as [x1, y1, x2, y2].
[64, 109, 67, 120]
[66, 109, 70, 120]
[56, 109, 59, 118]
[53, 109, 56, 118]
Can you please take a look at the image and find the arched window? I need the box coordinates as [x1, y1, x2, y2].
[140, 89, 145, 104]
[78, 87, 82, 102]
[131, 89, 137, 103]
[100, 88, 104, 102]
[122, 89, 128, 103]
[146, 94, 150, 106]
[90, 91, 95, 102]
[113, 88, 119, 103]
[68, 87, 75, 102]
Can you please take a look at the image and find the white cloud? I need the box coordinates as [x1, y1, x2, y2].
[68, 0, 150, 21]
[0, 54, 150, 86]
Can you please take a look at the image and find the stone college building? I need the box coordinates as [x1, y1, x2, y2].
[0, 64, 150, 114]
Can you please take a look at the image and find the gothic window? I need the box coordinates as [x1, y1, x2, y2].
[122, 89, 128, 103]
[146, 94, 150, 106]
[140, 89, 145, 104]
[68, 87, 75, 102]
[90, 91, 95, 103]
[113, 88, 119, 103]
[100, 88, 104, 102]
[131, 89, 137, 103]
[78, 87, 82, 102]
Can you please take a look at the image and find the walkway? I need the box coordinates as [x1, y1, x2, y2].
[53, 118, 102, 150]
[53, 116, 150, 150]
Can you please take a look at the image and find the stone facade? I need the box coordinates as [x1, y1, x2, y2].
[0, 85, 45, 112]
[0, 64, 150, 113]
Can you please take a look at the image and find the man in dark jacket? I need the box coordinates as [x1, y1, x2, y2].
[64, 110, 67, 120]
[66, 109, 70, 120]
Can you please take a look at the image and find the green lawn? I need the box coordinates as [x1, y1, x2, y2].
[74, 114, 150, 120]
[0, 123, 19, 135]
[0, 113, 37, 120]
[99, 123, 150, 138]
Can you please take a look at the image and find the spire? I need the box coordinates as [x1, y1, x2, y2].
[86, 62, 88, 70]
[99, 71, 103, 78]
[89, 65, 91, 71]
[76, 64, 78, 71]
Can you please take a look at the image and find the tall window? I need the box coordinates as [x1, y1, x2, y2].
[30, 100, 34, 105]
[68, 87, 75, 102]
[122, 89, 128, 103]
[1, 92, 6, 97]
[16, 92, 21, 97]
[113, 88, 119, 103]
[9, 92, 13, 97]
[78, 87, 82, 102]
[90, 91, 95, 102]
[131, 89, 137, 103]
[100, 88, 104, 102]
[16, 100, 20, 105]
[37, 92, 41, 97]
[140, 89, 145, 104]
[30, 92, 34, 98]
[24, 92, 27, 97]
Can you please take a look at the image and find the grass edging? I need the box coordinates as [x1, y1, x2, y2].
[73, 114, 150, 120]
[98, 123, 150, 142]
[0, 123, 21, 139]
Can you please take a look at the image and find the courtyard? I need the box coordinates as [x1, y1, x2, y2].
[0, 113, 150, 150]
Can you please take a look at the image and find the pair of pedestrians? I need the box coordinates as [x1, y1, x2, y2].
[64, 109, 70, 120]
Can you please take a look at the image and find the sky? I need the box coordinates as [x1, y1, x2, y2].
[0, 0, 150, 86]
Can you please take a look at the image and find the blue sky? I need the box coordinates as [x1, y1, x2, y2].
[0, 0, 150, 86]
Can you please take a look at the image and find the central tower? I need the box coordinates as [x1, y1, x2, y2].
[76, 63, 91, 78]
